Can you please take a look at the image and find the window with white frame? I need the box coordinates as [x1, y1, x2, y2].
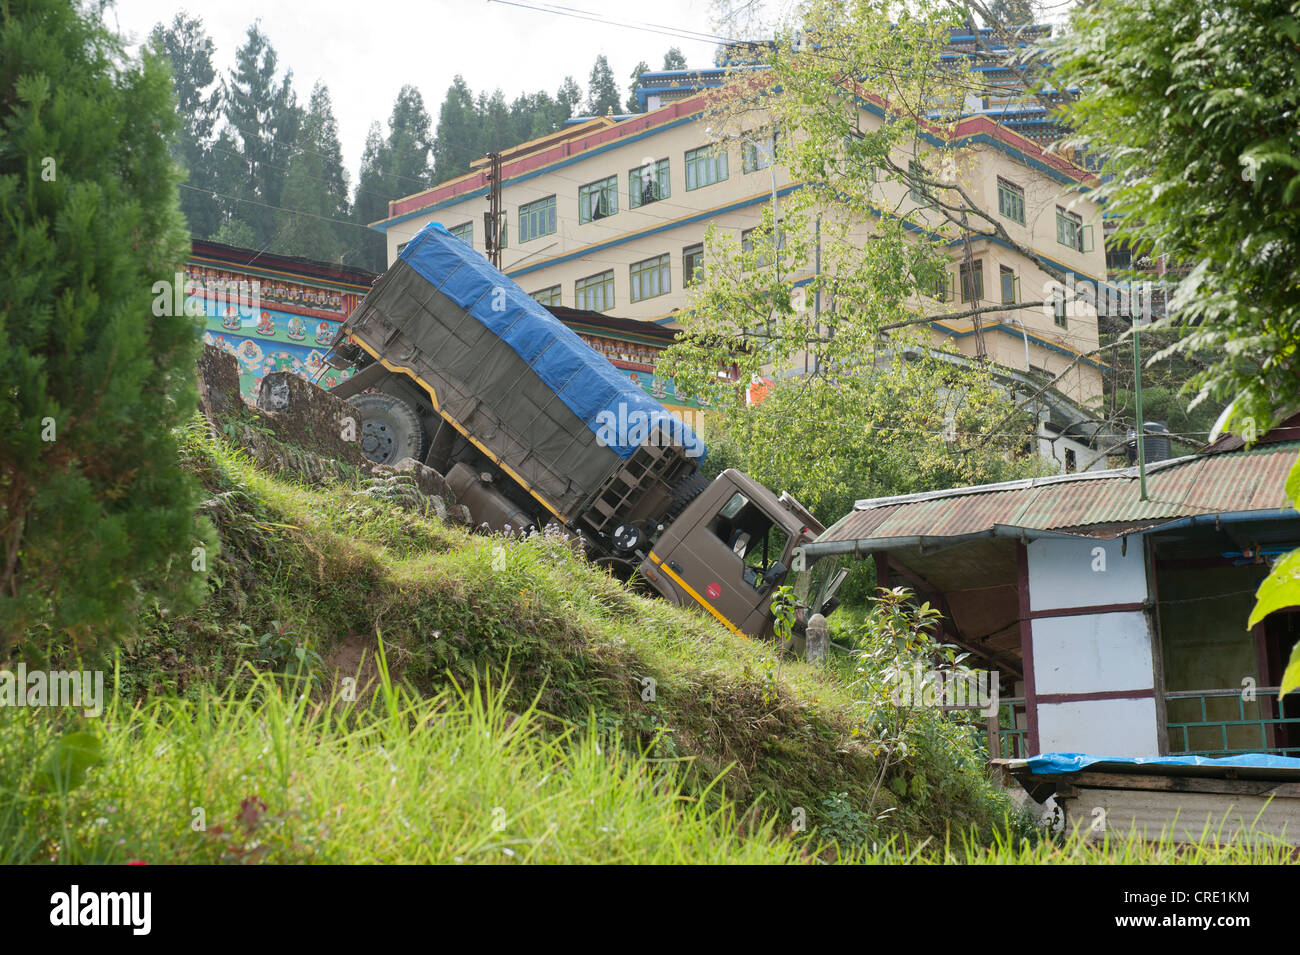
[742, 133, 776, 174]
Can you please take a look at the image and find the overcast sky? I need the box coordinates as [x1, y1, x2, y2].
[111, 0, 734, 188]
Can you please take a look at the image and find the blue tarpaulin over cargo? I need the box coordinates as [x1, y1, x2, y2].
[398, 222, 702, 460]
[1026, 752, 1300, 774]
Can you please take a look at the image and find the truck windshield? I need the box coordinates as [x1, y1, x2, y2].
[707, 492, 790, 590]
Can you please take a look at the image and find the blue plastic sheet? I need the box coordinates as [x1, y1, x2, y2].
[1027, 752, 1300, 775]
[399, 223, 703, 460]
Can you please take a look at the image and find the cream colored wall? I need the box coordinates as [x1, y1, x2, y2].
[384, 106, 1107, 408]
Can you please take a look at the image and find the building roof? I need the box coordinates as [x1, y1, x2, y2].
[809, 441, 1300, 554]
[190, 239, 377, 292]
[373, 77, 1094, 233]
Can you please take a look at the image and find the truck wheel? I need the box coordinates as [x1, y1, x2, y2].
[347, 392, 427, 465]
[665, 472, 712, 521]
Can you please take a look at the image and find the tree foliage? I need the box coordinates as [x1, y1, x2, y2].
[661, 0, 1052, 513]
[148, 13, 222, 239]
[1052, 0, 1300, 434]
[0, 0, 213, 651]
[663, 47, 688, 70]
[276, 83, 351, 262]
[586, 54, 620, 116]
[219, 24, 301, 248]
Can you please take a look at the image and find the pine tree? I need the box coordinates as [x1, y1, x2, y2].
[353, 122, 390, 271]
[221, 24, 300, 247]
[626, 60, 649, 113]
[585, 55, 620, 117]
[276, 83, 351, 261]
[431, 76, 479, 183]
[557, 76, 583, 120]
[355, 86, 433, 271]
[478, 89, 514, 155]
[148, 13, 222, 238]
[511, 91, 565, 142]
[0, 0, 214, 651]
[663, 47, 687, 70]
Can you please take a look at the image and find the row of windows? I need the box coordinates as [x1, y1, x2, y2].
[452, 137, 773, 250]
[531, 244, 706, 311]
[995, 175, 1089, 254]
[942, 259, 1068, 328]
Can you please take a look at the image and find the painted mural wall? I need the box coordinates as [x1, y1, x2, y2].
[187, 260, 362, 403]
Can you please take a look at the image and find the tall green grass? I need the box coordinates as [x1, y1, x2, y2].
[0, 652, 816, 864]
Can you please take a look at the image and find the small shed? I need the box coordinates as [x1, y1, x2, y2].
[804, 420, 1300, 758]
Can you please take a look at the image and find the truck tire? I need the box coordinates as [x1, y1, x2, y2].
[665, 472, 712, 521]
[347, 392, 427, 465]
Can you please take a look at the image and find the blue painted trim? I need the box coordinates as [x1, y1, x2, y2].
[375, 92, 1088, 235]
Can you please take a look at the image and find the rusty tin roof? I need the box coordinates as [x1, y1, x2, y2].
[818, 442, 1300, 546]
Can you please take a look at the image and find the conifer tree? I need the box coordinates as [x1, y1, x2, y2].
[0, 0, 213, 651]
[276, 83, 351, 261]
[585, 55, 620, 116]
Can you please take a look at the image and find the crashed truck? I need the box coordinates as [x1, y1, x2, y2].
[321, 222, 848, 644]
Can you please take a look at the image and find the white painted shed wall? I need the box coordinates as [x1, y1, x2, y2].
[1036, 699, 1160, 757]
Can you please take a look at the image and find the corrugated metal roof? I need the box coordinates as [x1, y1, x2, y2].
[819, 442, 1300, 545]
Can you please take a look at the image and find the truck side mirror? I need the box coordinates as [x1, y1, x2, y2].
[760, 561, 788, 592]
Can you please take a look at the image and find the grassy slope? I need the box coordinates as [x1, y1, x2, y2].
[12, 424, 1287, 862]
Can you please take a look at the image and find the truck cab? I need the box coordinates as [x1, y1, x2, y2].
[638, 469, 824, 642]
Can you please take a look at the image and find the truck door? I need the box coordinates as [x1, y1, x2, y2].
[648, 485, 791, 640]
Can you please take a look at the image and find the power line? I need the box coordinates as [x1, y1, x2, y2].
[486, 0, 737, 45]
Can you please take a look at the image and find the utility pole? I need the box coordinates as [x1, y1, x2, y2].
[1134, 318, 1149, 501]
[483, 151, 503, 269]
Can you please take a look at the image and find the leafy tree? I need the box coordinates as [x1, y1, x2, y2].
[276, 83, 351, 261]
[352, 123, 389, 270]
[626, 60, 649, 113]
[585, 54, 620, 117]
[0, 0, 213, 651]
[663, 47, 687, 70]
[662, 0, 1082, 510]
[220, 24, 300, 247]
[1053, 0, 1300, 698]
[1052, 0, 1300, 436]
[148, 13, 222, 238]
